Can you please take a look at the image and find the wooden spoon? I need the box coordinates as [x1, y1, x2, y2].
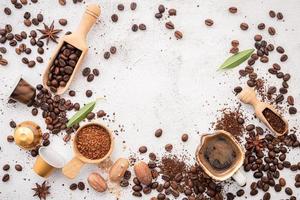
[42, 4, 100, 95]
[62, 122, 114, 179]
[238, 87, 288, 136]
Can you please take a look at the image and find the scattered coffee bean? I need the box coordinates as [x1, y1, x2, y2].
[158, 5, 165, 13]
[168, 9, 177, 16]
[2, 174, 9, 182]
[174, 31, 183, 39]
[155, 129, 162, 137]
[205, 19, 214, 26]
[240, 23, 249, 30]
[181, 133, 188, 142]
[110, 46, 117, 54]
[130, 2, 137, 11]
[165, 21, 175, 29]
[139, 146, 147, 154]
[69, 183, 77, 190]
[258, 23, 266, 30]
[59, 19, 68, 26]
[132, 24, 138, 32]
[7, 135, 14, 143]
[269, 10, 276, 18]
[3, 164, 10, 171]
[165, 144, 173, 152]
[117, 4, 124, 11]
[277, 12, 283, 20]
[78, 182, 85, 190]
[289, 107, 297, 115]
[111, 14, 118, 22]
[268, 27, 276, 35]
[15, 164, 22, 171]
[228, 7, 237, 14]
[138, 24, 146, 31]
[104, 51, 110, 59]
[85, 90, 93, 97]
[4, 7, 12, 15]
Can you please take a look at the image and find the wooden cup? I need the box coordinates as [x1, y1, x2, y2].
[238, 87, 288, 136]
[62, 122, 114, 179]
[196, 130, 246, 186]
[42, 4, 100, 95]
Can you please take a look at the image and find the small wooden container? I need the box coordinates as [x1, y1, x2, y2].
[62, 122, 114, 179]
[42, 4, 100, 95]
[238, 87, 288, 136]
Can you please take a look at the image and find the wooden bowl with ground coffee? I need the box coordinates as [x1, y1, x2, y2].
[62, 122, 114, 179]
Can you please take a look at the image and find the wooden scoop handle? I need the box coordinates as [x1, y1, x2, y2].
[75, 4, 100, 38]
[238, 87, 259, 106]
[62, 157, 84, 179]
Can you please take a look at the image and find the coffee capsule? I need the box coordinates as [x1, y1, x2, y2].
[33, 146, 65, 178]
[238, 87, 288, 136]
[196, 130, 246, 186]
[8, 77, 36, 105]
[62, 122, 114, 179]
[14, 121, 42, 150]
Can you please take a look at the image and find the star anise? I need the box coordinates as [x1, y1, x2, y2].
[37, 21, 62, 45]
[245, 134, 265, 152]
[32, 181, 51, 200]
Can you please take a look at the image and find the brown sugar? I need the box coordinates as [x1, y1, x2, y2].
[76, 125, 111, 160]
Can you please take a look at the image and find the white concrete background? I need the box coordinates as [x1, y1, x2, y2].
[0, 0, 300, 199]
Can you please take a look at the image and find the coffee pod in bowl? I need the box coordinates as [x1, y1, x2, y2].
[196, 130, 246, 186]
[33, 146, 65, 178]
[8, 76, 36, 105]
[62, 122, 114, 179]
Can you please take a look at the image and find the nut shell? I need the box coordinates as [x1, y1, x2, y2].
[109, 158, 129, 182]
[87, 172, 107, 192]
[134, 161, 152, 185]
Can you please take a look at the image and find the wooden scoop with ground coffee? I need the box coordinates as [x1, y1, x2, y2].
[238, 87, 288, 136]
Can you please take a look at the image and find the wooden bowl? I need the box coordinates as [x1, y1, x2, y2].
[62, 122, 114, 179]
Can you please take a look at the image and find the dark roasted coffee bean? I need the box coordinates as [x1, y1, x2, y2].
[165, 144, 173, 152]
[9, 120, 17, 128]
[132, 191, 142, 197]
[240, 23, 249, 30]
[139, 146, 147, 154]
[3, 164, 10, 171]
[285, 187, 293, 195]
[155, 13, 162, 19]
[155, 129, 162, 137]
[269, 10, 276, 18]
[274, 184, 281, 192]
[82, 67, 91, 76]
[117, 4, 124, 11]
[289, 107, 297, 115]
[85, 90, 93, 97]
[109, 46, 116, 54]
[69, 183, 77, 190]
[276, 46, 285, 54]
[268, 27, 276, 35]
[181, 133, 188, 142]
[2, 174, 9, 182]
[111, 14, 118, 22]
[157, 193, 166, 200]
[205, 19, 214, 26]
[279, 87, 287, 94]
[86, 112, 95, 120]
[165, 21, 175, 29]
[77, 182, 85, 190]
[279, 178, 286, 186]
[15, 164, 22, 171]
[43, 139, 50, 146]
[87, 74, 94, 82]
[263, 192, 271, 200]
[131, 24, 138, 32]
[250, 189, 258, 196]
[246, 124, 255, 131]
[234, 86, 242, 94]
[138, 24, 146, 31]
[59, 19, 67, 26]
[7, 135, 14, 143]
[130, 2, 137, 10]
[280, 54, 288, 62]
[228, 6, 237, 13]
[275, 94, 284, 103]
[104, 51, 110, 59]
[168, 8, 176, 16]
[4, 7, 12, 15]
[267, 86, 276, 94]
[158, 4, 165, 13]
[254, 34, 262, 41]
[236, 189, 244, 197]
[277, 12, 283, 20]
[258, 23, 265, 30]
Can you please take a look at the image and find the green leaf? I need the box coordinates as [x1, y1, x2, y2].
[67, 100, 97, 128]
[219, 49, 255, 70]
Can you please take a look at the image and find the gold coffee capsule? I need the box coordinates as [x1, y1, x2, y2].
[14, 121, 42, 150]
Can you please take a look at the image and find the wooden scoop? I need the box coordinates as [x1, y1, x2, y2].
[238, 87, 288, 136]
[42, 4, 100, 95]
[62, 122, 114, 179]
